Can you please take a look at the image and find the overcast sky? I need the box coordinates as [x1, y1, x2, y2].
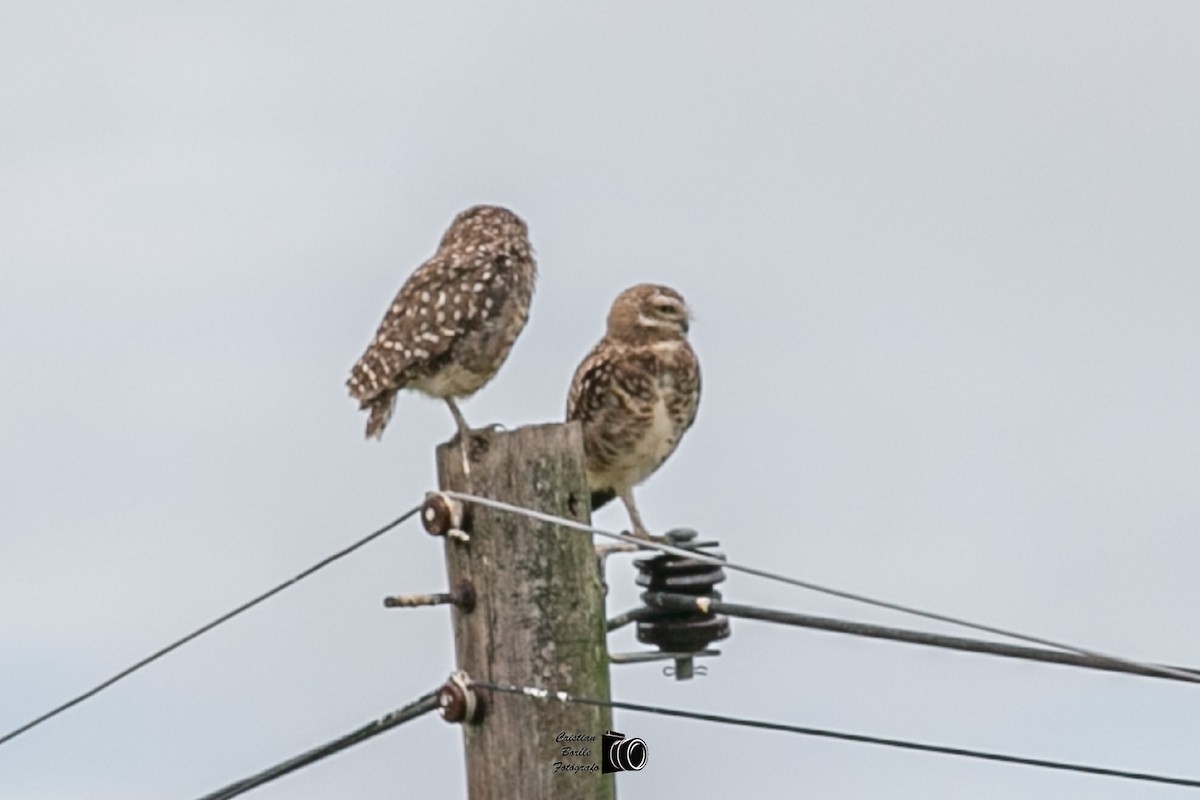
[3, 2, 1200, 798]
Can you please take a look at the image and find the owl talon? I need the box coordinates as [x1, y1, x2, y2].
[447, 422, 504, 441]
[444, 398, 503, 474]
[626, 528, 668, 545]
[447, 426, 499, 466]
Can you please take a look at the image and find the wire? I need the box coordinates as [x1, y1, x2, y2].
[637, 592, 1200, 683]
[194, 690, 441, 800]
[441, 491, 1200, 686]
[474, 681, 1200, 789]
[0, 506, 423, 749]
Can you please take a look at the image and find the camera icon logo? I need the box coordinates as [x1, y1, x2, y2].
[601, 730, 648, 773]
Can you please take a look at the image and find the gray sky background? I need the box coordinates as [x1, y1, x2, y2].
[3, 2, 1199, 798]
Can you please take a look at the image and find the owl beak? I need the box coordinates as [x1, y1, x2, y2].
[680, 317, 690, 334]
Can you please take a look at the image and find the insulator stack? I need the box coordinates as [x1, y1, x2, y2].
[633, 529, 730, 676]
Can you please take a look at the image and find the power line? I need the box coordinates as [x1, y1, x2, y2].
[474, 680, 1200, 790]
[0, 506, 422, 749]
[635, 591, 1200, 683]
[442, 491, 1200, 686]
[194, 690, 441, 800]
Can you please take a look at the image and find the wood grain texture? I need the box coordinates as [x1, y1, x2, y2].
[437, 422, 614, 800]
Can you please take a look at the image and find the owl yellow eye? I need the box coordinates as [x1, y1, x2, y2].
[655, 303, 675, 314]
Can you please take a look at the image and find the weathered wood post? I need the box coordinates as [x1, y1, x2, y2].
[436, 422, 615, 800]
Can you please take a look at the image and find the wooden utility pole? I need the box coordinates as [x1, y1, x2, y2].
[436, 422, 615, 800]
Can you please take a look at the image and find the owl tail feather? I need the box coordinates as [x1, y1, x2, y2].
[364, 394, 396, 440]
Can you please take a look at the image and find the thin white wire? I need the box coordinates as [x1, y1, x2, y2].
[440, 490, 1200, 686]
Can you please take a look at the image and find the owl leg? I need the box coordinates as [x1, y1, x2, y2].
[445, 397, 472, 439]
[617, 488, 665, 541]
[445, 398, 506, 478]
[445, 398, 473, 477]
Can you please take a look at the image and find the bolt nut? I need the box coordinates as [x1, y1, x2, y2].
[663, 528, 699, 544]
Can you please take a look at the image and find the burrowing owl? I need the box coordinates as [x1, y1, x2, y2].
[566, 284, 700, 539]
[347, 205, 536, 451]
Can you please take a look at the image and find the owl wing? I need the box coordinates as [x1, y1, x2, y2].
[347, 248, 507, 404]
[567, 340, 660, 509]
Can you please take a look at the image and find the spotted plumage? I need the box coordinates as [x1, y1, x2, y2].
[567, 284, 700, 539]
[347, 205, 536, 441]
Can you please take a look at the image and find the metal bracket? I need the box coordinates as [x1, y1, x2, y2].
[609, 648, 720, 664]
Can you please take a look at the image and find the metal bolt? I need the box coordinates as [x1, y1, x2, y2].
[384, 592, 451, 609]
[663, 660, 708, 680]
[384, 580, 476, 612]
[663, 657, 708, 680]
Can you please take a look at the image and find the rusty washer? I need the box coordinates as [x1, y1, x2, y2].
[421, 492, 469, 541]
[438, 671, 485, 724]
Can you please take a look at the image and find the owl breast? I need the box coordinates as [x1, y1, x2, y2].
[625, 394, 680, 486]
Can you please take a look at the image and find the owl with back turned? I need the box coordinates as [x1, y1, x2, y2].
[347, 205, 536, 446]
